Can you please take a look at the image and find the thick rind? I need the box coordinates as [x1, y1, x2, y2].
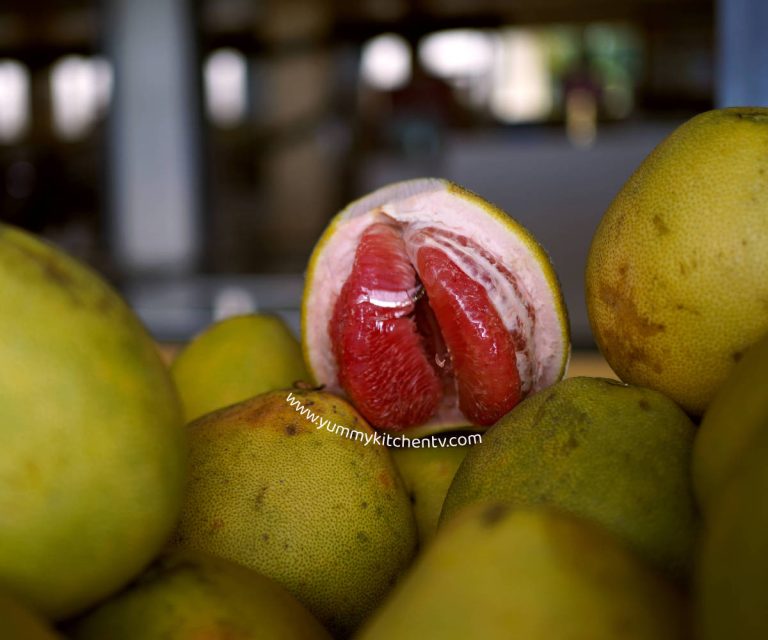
[302, 178, 570, 431]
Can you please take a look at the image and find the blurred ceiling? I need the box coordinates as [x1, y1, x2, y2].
[0, 0, 713, 60]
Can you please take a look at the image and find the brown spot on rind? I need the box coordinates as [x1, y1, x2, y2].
[732, 350, 743, 363]
[254, 485, 268, 507]
[652, 214, 670, 235]
[480, 503, 509, 528]
[285, 424, 298, 436]
[597, 280, 666, 374]
[638, 398, 652, 411]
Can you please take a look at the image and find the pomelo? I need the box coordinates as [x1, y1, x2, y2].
[692, 331, 768, 510]
[67, 549, 331, 640]
[391, 440, 472, 544]
[0, 592, 61, 639]
[695, 424, 768, 639]
[358, 505, 686, 640]
[0, 225, 186, 619]
[170, 389, 416, 635]
[171, 313, 309, 421]
[586, 107, 768, 415]
[302, 178, 569, 433]
[441, 377, 698, 579]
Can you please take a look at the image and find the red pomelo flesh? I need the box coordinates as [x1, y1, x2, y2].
[330, 221, 521, 430]
[415, 245, 521, 425]
[330, 224, 442, 428]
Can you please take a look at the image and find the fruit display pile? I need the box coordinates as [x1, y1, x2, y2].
[2, 107, 768, 639]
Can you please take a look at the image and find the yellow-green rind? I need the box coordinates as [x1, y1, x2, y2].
[67, 550, 331, 640]
[586, 108, 768, 415]
[358, 505, 686, 640]
[172, 313, 309, 422]
[0, 225, 186, 620]
[301, 178, 570, 432]
[0, 592, 62, 640]
[170, 389, 417, 636]
[441, 377, 698, 580]
[695, 426, 768, 640]
[692, 331, 768, 510]
[391, 441, 473, 545]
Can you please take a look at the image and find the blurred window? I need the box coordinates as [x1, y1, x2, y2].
[50, 55, 112, 140]
[360, 33, 412, 91]
[204, 48, 248, 127]
[0, 60, 30, 143]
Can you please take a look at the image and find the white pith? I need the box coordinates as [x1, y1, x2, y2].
[304, 178, 568, 426]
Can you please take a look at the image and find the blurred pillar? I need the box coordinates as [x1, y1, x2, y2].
[717, 0, 768, 106]
[105, 0, 203, 274]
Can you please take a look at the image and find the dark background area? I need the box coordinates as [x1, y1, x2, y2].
[0, 0, 756, 345]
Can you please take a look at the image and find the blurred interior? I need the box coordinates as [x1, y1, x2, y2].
[0, 0, 762, 348]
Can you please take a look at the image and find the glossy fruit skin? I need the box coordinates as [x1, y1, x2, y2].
[67, 550, 331, 640]
[170, 390, 417, 636]
[587, 108, 768, 415]
[442, 377, 698, 580]
[0, 225, 186, 620]
[692, 332, 768, 510]
[172, 313, 309, 422]
[359, 505, 686, 640]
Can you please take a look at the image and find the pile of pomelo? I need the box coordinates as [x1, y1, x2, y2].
[1, 107, 767, 639]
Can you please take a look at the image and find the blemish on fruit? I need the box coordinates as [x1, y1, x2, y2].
[480, 503, 509, 528]
[652, 214, 670, 235]
[638, 398, 652, 411]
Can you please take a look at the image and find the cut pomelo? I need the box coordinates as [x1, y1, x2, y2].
[302, 178, 570, 433]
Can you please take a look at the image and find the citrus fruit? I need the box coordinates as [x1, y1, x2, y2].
[170, 389, 416, 635]
[171, 313, 309, 421]
[391, 439, 472, 544]
[0, 592, 61, 640]
[586, 107, 768, 415]
[359, 505, 686, 640]
[441, 377, 698, 579]
[302, 178, 569, 433]
[692, 331, 768, 510]
[0, 225, 186, 619]
[695, 425, 768, 640]
[67, 549, 331, 640]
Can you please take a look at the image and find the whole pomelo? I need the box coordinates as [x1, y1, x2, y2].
[586, 107, 768, 415]
[172, 313, 309, 422]
[68, 549, 331, 640]
[391, 439, 472, 544]
[692, 331, 768, 510]
[441, 377, 698, 579]
[171, 389, 417, 635]
[0, 592, 61, 639]
[0, 225, 186, 618]
[359, 505, 686, 640]
[695, 424, 768, 639]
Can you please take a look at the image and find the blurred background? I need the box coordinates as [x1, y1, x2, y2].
[0, 0, 763, 346]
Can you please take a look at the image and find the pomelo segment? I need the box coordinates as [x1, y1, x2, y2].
[302, 178, 570, 433]
[331, 223, 442, 428]
[415, 244, 521, 426]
